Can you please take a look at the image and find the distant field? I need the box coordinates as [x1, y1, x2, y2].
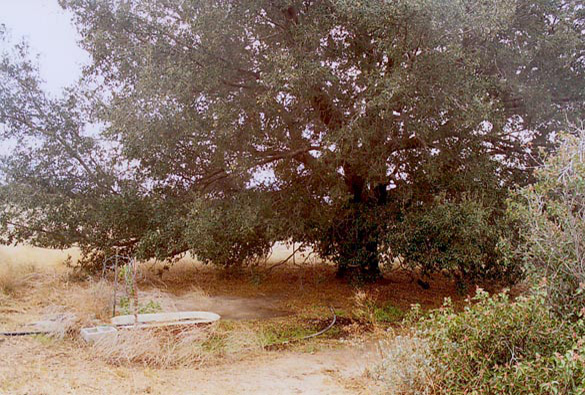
[0, 243, 309, 270]
[0, 245, 80, 269]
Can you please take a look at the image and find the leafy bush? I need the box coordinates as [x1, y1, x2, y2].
[508, 126, 585, 318]
[387, 193, 522, 288]
[376, 126, 585, 393]
[404, 288, 585, 393]
[185, 193, 274, 268]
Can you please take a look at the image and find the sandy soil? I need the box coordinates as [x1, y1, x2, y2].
[0, 336, 379, 394]
[139, 290, 290, 320]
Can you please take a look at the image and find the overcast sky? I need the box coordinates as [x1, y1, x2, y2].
[1, 0, 88, 95]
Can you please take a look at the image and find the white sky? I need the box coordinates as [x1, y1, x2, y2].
[1, 0, 88, 95]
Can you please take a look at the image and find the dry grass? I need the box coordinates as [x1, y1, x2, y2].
[0, 262, 114, 335]
[372, 334, 434, 394]
[33, 308, 78, 339]
[1, 245, 481, 340]
[90, 319, 265, 368]
[0, 245, 80, 269]
[92, 325, 211, 368]
[140, 259, 465, 318]
[56, 280, 114, 331]
[0, 261, 39, 296]
[222, 322, 265, 355]
[352, 290, 382, 331]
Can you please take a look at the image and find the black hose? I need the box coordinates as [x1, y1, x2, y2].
[275, 307, 337, 346]
[0, 330, 49, 336]
[297, 307, 337, 341]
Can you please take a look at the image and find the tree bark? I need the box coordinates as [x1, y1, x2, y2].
[334, 177, 384, 282]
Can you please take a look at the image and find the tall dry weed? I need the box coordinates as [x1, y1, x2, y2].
[56, 280, 114, 329]
[92, 326, 210, 368]
[0, 262, 39, 296]
[33, 307, 78, 339]
[373, 334, 434, 394]
[223, 326, 264, 355]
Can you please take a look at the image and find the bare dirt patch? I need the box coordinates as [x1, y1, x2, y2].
[0, 336, 380, 394]
[142, 290, 290, 320]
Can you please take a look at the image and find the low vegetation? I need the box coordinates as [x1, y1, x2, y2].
[377, 288, 585, 393]
[376, 128, 585, 393]
[92, 325, 215, 368]
[0, 262, 38, 296]
[0, 251, 452, 370]
[426, 289, 582, 393]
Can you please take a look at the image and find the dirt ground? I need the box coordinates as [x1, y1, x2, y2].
[0, 245, 471, 394]
[0, 336, 380, 394]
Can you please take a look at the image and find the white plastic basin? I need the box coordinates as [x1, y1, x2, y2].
[111, 311, 220, 327]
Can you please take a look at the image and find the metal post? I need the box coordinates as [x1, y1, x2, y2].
[112, 248, 119, 317]
[133, 257, 139, 327]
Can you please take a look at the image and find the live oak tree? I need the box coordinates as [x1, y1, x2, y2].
[0, 1, 583, 280]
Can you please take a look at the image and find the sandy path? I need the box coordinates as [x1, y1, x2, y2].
[176, 346, 376, 394]
[0, 338, 379, 394]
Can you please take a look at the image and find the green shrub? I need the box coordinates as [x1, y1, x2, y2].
[376, 126, 585, 393]
[508, 126, 585, 318]
[501, 343, 585, 394]
[374, 303, 405, 323]
[185, 193, 274, 268]
[387, 193, 522, 288]
[411, 288, 584, 393]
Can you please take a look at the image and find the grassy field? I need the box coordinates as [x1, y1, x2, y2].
[0, 245, 81, 268]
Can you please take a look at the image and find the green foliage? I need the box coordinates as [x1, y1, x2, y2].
[503, 344, 585, 395]
[508, 127, 585, 318]
[1, 1, 583, 279]
[388, 193, 522, 286]
[373, 303, 405, 324]
[414, 288, 584, 393]
[184, 193, 274, 268]
[118, 297, 161, 316]
[396, 126, 585, 393]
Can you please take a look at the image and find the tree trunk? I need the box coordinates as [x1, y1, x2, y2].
[334, 203, 382, 280]
[334, 235, 381, 281]
[333, 174, 385, 282]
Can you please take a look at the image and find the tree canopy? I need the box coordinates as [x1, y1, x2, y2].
[0, 0, 583, 280]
